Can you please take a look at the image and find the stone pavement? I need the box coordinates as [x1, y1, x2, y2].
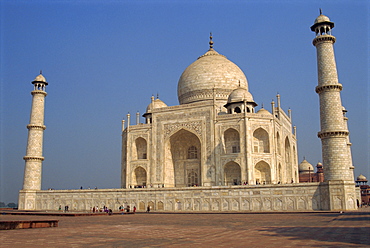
[1, 210, 369, 247]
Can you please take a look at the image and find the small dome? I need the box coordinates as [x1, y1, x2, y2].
[146, 98, 167, 113]
[227, 87, 254, 103]
[299, 159, 314, 172]
[257, 108, 271, 115]
[316, 162, 323, 167]
[357, 174, 367, 181]
[33, 74, 47, 83]
[310, 12, 334, 32]
[314, 14, 331, 24]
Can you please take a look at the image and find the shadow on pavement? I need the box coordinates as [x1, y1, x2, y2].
[260, 226, 370, 246]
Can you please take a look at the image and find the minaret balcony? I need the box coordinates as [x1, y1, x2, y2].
[315, 84, 342, 94]
[312, 35, 336, 46]
[317, 130, 349, 139]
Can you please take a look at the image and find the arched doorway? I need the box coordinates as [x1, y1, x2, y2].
[134, 167, 147, 187]
[224, 162, 241, 185]
[254, 161, 271, 184]
[164, 129, 201, 187]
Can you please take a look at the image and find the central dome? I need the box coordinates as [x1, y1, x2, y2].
[177, 48, 248, 105]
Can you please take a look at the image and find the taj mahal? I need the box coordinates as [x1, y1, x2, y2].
[18, 12, 359, 211]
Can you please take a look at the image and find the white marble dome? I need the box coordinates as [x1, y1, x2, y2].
[257, 108, 271, 115]
[146, 98, 167, 113]
[33, 74, 47, 83]
[299, 159, 314, 172]
[227, 87, 254, 103]
[314, 14, 331, 24]
[357, 174, 367, 181]
[177, 48, 248, 105]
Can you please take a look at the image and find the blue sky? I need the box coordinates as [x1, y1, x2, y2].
[0, 0, 368, 204]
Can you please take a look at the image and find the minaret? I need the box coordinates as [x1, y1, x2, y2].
[311, 12, 353, 182]
[22, 73, 48, 190]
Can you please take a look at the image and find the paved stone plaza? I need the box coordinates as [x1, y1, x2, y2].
[1, 210, 369, 247]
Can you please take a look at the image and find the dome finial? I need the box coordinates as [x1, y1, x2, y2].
[40, 70, 43, 75]
[209, 32, 214, 50]
[319, 8, 322, 15]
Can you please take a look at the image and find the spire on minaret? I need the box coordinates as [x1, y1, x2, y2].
[209, 32, 214, 50]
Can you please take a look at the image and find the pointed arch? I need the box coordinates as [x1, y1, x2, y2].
[277, 163, 282, 183]
[133, 166, 147, 187]
[253, 128, 270, 153]
[224, 128, 240, 154]
[134, 137, 147, 159]
[224, 161, 241, 185]
[254, 161, 271, 184]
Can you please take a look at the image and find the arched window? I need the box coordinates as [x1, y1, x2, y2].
[253, 128, 270, 153]
[235, 107, 241, 113]
[187, 146, 198, 159]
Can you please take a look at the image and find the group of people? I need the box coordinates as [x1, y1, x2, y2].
[119, 205, 137, 213]
[129, 184, 165, 188]
[58, 205, 69, 212]
[91, 205, 112, 214]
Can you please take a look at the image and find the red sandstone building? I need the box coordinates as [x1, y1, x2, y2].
[298, 159, 324, 183]
[356, 175, 370, 206]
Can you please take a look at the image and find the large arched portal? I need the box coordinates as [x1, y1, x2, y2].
[224, 162, 241, 185]
[164, 129, 201, 187]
